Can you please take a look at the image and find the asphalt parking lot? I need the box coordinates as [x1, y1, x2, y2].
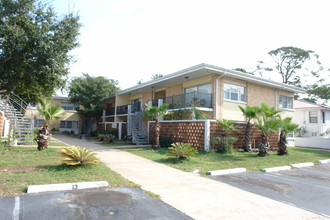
[0, 187, 193, 220]
[210, 163, 330, 218]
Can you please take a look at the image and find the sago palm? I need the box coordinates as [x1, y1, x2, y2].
[142, 104, 171, 148]
[238, 105, 261, 152]
[59, 146, 100, 166]
[277, 117, 298, 156]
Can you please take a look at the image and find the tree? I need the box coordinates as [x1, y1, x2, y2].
[142, 104, 171, 148]
[36, 97, 65, 150]
[268, 47, 322, 87]
[238, 105, 261, 152]
[306, 84, 330, 105]
[255, 103, 281, 156]
[68, 74, 119, 135]
[277, 117, 298, 156]
[151, 74, 163, 79]
[0, 0, 81, 103]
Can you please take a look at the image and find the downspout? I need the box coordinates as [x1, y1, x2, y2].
[214, 71, 227, 119]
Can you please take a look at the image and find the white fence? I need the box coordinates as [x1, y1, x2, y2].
[295, 137, 330, 150]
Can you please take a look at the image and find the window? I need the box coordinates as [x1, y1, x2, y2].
[309, 111, 318, 123]
[61, 102, 78, 111]
[322, 111, 325, 124]
[34, 119, 45, 128]
[224, 83, 246, 102]
[279, 95, 293, 109]
[184, 84, 212, 107]
[60, 121, 78, 129]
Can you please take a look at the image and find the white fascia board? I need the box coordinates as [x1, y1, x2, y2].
[116, 63, 305, 95]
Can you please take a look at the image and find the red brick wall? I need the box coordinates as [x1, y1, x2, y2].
[149, 120, 279, 151]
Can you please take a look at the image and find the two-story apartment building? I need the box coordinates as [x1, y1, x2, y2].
[100, 63, 304, 147]
[32, 97, 82, 135]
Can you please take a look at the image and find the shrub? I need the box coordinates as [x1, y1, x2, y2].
[59, 146, 100, 166]
[212, 136, 238, 154]
[98, 134, 116, 143]
[90, 129, 119, 138]
[159, 136, 175, 148]
[167, 142, 198, 159]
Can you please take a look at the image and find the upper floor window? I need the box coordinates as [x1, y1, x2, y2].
[309, 111, 318, 123]
[224, 83, 246, 102]
[184, 84, 212, 108]
[279, 95, 293, 109]
[61, 102, 78, 111]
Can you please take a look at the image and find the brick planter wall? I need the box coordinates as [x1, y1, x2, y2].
[149, 120, 279, 151]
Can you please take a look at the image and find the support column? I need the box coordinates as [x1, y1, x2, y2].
[204, 120, 210, 152]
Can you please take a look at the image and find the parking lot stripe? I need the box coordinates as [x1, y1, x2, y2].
[12, 196, 20, 220]
[264, 173, 330, 190]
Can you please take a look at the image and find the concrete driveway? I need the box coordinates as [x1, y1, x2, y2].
[0, 187, 192, 220]
[210, 163, 330, 218]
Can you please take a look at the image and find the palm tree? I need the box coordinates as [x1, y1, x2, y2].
[215, 119, 238, 153]
[277, 117, 298, 156]
[37, 97, 65, 126]
[36, 97, 65, 150]
[255, 103, 281, 156]
[142, 104, 171, 148]
[238, 105, 261, 152]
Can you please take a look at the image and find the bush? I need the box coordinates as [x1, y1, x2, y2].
[90, 129, 118, 138]
[97, 134, 116, 143]
[159, 136, 175, 148]
[59, 146, 100, 166]
[167, 142, 198, 159]
[212, 136, 238, 154]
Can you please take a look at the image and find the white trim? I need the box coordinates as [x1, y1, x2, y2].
[204, 120, 210, 152]
[168, 107, 213, 112]
[223, 99, 247, 105]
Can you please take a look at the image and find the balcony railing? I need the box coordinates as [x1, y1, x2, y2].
[117, 105, 128, 115]
[106, 107, 115, 116]
[164, 92, 212, 109]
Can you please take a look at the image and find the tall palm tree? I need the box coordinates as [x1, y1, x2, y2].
[37, 97, 65, 126]
[277, 117, 298, 156]
[238, 105, 261, 152]
[36, 97, 65, 150]
[142, 104, 171, 148]
[255, 103, 281, 156]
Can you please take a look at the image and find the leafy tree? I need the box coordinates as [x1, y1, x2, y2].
[238, 105, 261, 152]
[277, 117, 298, 156]
[142, 104, 171, 148]
[306, 84, 330, 105]
[151, 74, 163, 79]
[68, 74, 119, 134]
[0, 0, 81, 103]
[268, 47, 322, 87]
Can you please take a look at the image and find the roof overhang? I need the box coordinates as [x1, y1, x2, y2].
[117, 63, 306, 96]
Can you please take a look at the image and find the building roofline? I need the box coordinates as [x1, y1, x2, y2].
[294, 99, 330, 110]
[117, 63, 305, 95]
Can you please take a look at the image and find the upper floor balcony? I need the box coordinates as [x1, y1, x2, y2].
[104, 92, 212, 116]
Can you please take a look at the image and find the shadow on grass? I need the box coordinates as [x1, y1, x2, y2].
[37, 163, 94, 172]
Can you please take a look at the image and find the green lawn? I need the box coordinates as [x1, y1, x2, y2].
[100, 141, 136, 147]
[122, 147, 330, 175]
[0, 147, 138, 197]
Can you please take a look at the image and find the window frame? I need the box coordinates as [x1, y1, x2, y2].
[223, 83, 246, 103]
[279, 95, 293, 110]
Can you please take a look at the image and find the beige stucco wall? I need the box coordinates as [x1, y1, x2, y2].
[116, 95, 130, 106]
[222, 101, 246, 121]
[142, 91, 153, 106]
[247, 82, 276, 107]
[166, 84, 182, 97]
[182, 76, 212, 89]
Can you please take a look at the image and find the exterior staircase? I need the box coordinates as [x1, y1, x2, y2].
[0, 93, 34, 144]
[128, 112, 149, 145]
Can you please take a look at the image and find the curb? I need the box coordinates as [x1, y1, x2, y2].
[290, 162, 314, 168]
[262, 166, 291, 173]
[208, 168, 246, 176]
[27, 181, 109, 193]
[318, 159, 330, 164]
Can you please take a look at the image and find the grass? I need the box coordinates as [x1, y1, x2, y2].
[0, 147, 138, 197]
[100, 141, 134, 147]
[122, 147, 330, 175]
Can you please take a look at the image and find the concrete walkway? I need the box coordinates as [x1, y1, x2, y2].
[54, 135, 326, 220]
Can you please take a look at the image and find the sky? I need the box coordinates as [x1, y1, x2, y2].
[50, 0, 330, 93]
